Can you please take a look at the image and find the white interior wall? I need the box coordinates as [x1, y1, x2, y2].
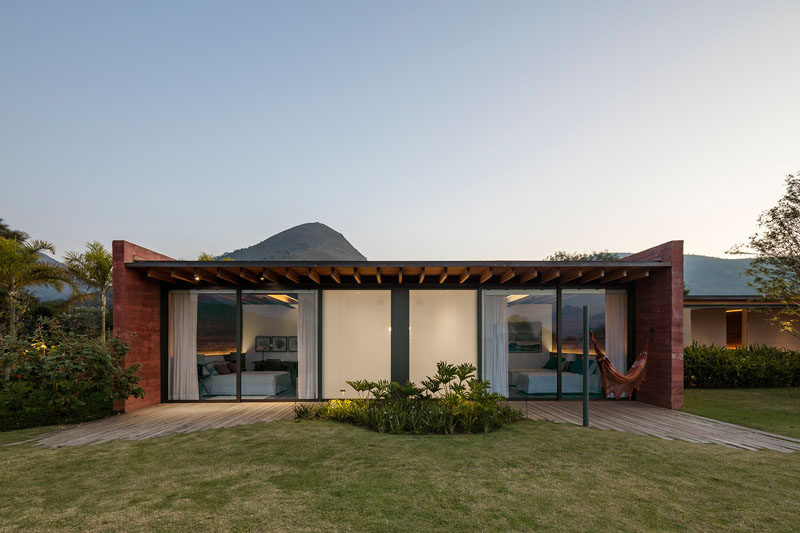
[322, 290, 391, 398]
[409, 290, 478, 384]
[242, 304, 298, 370]
[507, 302, 553, 370]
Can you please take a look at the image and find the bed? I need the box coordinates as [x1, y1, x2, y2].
[201, 371, 291, 397]
[511, 368, 601, 395]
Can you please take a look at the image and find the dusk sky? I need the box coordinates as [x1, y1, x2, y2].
[2, 1, 799, 261]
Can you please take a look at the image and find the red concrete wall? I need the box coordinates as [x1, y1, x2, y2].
[112, 241, 172, 412]
[624, 241, 684, 409]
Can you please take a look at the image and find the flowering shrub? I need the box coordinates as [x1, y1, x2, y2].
[295, 362, 522, 434]
[0, 319, 144, 430]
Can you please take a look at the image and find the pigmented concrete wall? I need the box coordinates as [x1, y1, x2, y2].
[112, 241, 173, 412]
[624, 241, 684, 409]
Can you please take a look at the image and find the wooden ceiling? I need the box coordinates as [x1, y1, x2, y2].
[131, 261, 665, 287]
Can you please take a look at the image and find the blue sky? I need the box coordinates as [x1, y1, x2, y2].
[2, 1, 799, 260]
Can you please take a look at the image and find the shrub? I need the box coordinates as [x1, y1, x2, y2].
[684, 342, 800, 388]
[0, 318, 144, 430]
[296, 361, 523, 434]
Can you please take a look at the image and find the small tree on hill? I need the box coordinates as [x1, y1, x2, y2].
[545, 250, 619, 261]
[730, 172, 800, 337]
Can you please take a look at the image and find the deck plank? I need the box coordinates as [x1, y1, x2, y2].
[16, 400, 800, 451]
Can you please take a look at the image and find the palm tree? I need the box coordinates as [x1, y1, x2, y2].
[64, 242, 113, 343]
[0, 237, 72, 339]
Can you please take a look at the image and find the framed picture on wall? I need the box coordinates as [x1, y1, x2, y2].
[255, 336, 272, 352]
[287, 336, 298, 352]
[508, 319, 543, 353]
[272, 336, 288, 352]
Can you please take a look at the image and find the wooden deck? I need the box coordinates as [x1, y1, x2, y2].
[15, 400, 800, 452]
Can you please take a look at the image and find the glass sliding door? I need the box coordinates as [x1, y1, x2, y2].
[170, 290, 239, 401]
[240, 290, 318, 400]
[483, 289, 558, 399]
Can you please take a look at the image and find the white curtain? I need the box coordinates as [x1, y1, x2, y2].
[483, 294, 509, 396]
[605, 291, 628, 375]
[168, 292, 199, 401]
[297, 292, 318, 399]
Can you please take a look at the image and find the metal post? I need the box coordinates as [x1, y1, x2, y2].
[556, 289, 562, 400]
[582, 305, 589, 427]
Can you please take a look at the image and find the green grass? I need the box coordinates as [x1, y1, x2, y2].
[683, 388, 800, 439]
[1, 418, 799, 532]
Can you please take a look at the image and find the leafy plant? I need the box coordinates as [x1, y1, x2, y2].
[298, 361, 522, 434]
[0, 318, 144, 430]
[684, 342, 800, 388]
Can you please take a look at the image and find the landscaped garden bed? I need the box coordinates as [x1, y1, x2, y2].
[295, 362, 522, 434]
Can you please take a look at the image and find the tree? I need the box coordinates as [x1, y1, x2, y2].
[0, 218, 28, 242]
[197, 251, 216, 261]
[64, 242, 113, 343]
[730, 172, 800, 337]
[545, 250, 620, 261]
[0, 237, 72, 339]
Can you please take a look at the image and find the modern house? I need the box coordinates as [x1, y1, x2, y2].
[112, 239, 685, 412]
[684, 295, 800, 350]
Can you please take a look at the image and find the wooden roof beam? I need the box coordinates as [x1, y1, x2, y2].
[559, 270, 582, 283]
[194, 269, 216, 283]
[147, 269, 175, 283]
[499, 269, 515, 284]
[260, 268, 280, 283]
[479, 268, 492, 284]
[239, 269, 260, 284]
[439, 269, 448, 284]
[353, 269, 361, 284]
[580, 269, 604, 284]
[398, 269, 403, 284]
[622, 270, 649, 283]
[284, 269, 300, 284]
[170, 269, 197, 284]
[539, 269, 560, 284]
[330, 268, 341, 284]
[308, 270, 320, 284]
[376, 268, 382, 284]
[601, 270, 627, 284]
[519, 269, 538, 283]
[459, 269, 470, 284]
[216, 268, 239, 284]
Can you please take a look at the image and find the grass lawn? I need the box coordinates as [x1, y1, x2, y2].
[1, 418, 799, 532]
[683, 387, 800, 439]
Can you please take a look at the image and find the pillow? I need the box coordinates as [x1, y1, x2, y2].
[227, 361, 237, 373]
[215, 362, 232, 375]
[203, 363, 219, 376]
[542, 357, 559, 370]
[568, 359, 597, 375]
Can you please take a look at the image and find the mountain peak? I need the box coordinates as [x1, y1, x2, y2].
[220, 222, 366, 261]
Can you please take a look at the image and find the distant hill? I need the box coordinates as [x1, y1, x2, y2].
[29, 253, 74, 301]
[683, 254, 756, 295]
[220, 222, 367, 261]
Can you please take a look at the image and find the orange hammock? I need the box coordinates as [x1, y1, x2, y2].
[588, 331, 650, 400]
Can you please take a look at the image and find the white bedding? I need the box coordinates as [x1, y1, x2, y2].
[512, 369, 601, 394]
[202, 371, 291, 397]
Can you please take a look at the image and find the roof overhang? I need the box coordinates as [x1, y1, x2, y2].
[684, 295, 786, 309]
[126, 259, 669, 288]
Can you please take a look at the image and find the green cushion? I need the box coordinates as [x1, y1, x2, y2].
[543, 357, 559, 370]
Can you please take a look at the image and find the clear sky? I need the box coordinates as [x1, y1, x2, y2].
[2, 1, 799, 261]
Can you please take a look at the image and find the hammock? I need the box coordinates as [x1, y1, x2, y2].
[589, 331, 650, 400]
